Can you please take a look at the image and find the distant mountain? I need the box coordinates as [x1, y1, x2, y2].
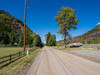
[72, 25, 100, 41]
[57, 25, 100, 45]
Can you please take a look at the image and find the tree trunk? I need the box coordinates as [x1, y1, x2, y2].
[64, 32, 66, 48]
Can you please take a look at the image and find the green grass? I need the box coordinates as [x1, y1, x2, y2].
[0, 47, 23, 57]
[0, 48, 40, 75]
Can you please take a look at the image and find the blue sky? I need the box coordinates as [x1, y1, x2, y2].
[0, 0, 100, 42]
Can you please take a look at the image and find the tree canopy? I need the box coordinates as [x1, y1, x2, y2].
[0, 10, 43, 48]
[55, 7, 78, 47]
[32, 34, 43, 47]
[45, 32, 56, 46]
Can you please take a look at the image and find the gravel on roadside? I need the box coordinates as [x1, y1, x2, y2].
[65, 50, 100, 63]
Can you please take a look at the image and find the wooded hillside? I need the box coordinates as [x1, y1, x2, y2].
[0, 10, 43, 47]
[57, 25, 100, 45]
[72, 25, 100, 43]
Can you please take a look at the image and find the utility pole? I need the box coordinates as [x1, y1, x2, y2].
[24, 0, 27, 51]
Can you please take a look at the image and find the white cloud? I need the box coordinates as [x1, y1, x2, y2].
[96, 22, 100, 26]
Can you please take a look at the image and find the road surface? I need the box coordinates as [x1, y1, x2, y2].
[26, 47, 100, 75]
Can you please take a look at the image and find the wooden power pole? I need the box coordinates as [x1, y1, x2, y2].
[24, 0, 27, 51]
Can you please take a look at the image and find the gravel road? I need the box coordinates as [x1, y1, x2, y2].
[26, 47, 100, 75]
[69, 50, 100, 59]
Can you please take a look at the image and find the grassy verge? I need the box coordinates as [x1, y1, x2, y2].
[0, 48, 40, 75]
[0, 47, 23, 57]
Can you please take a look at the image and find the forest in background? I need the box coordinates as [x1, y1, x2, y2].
[0, 10, 43, 47]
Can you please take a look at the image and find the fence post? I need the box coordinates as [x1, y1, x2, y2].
[19, 52, 21, 58]
[9, 55, 12, 63]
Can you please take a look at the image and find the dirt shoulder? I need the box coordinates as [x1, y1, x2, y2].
[63, 50, 100, 63]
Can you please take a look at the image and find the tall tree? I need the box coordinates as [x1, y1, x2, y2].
[45, 32, 56, 46]
[33, 34, 43, 47]
[45, 32, 51, 45]
[48, 35, 56, 46]
[55, 7, 78, 47]
[0, 10, 13, 45]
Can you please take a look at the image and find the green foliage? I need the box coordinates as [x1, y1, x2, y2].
[80, 40, 87, 44]
[25, 27, 34, 47]
[86, 38, 100, 44]
[0, 10, 43, 47]
[45, 32, 51, 45]
[32, 34, 43, 47]
[0, 10, 23, 46]
[45, 32, 56, 46]
[48, 35, 56, 46]
[0, 10, 13, 45]
[71, 38, 100, 44]
[55, 7, 78, 47]
[17, 32, 24, 46]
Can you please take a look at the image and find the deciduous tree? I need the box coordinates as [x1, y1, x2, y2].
[55, 7, 78, 47]
[45, 32, 56, 46]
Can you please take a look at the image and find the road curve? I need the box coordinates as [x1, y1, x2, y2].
[26, 47, 100, 75]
